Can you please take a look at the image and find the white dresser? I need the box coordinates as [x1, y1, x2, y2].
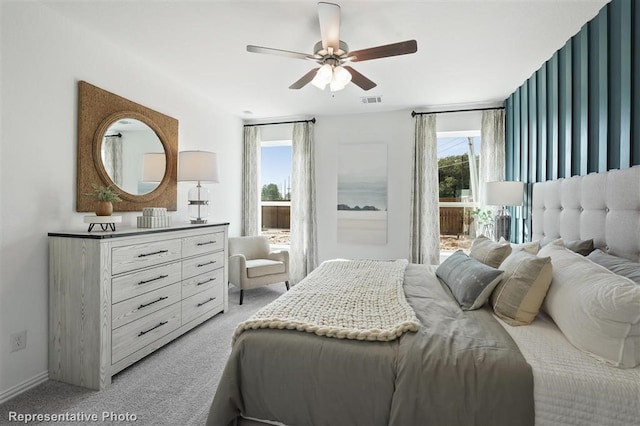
[48, 223, 229, 390]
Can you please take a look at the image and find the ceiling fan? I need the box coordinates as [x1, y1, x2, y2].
[246, 2, 418, 92]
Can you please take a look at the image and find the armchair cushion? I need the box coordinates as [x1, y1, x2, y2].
[246, 259, 286, 278]
[229, 236, 270, 260]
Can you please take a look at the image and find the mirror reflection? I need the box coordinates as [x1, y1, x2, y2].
[101, 118, 165, 195]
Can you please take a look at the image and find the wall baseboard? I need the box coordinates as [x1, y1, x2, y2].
[0, 371, 48, 404]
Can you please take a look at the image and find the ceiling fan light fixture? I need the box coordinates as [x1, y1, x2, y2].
[311, 63, 333, 89]
[247, 3, 417, 92]
[328, 65, 351, 92]
[334, 65, 351, 84]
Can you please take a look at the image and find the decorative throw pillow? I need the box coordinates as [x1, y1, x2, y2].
[499, 237, 540, 255]
[587, 249, 640, 285]
[563, 238, 595, 256]
[436, 250, 504, 310]
[539, 240, 640, 368]
[470, 235, 512, 268]
[491, 251, 553, 326]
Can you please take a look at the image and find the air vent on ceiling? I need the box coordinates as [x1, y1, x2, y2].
[361, 96, 382, 104]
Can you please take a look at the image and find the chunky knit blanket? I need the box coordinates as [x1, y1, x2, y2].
[232, 259, 419, 344]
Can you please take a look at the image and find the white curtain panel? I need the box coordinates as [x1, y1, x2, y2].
[241, 126, 260, 236]
[479, 109, 506, 206]
[102, 136, 123, 186]
[290, 121, 318, 284]
[410, 114, 440, 265]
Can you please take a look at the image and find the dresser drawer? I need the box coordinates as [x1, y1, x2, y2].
[112, 239, 182, 275]
[182, 232, 224, 258]
[112, 262, 181, 304]
[182, 267, 224, 299]
[182, 284, 224, 325]
[112, 302, 181, 364]
[112, 282, 181, 330]
[182, 251, 224, 280]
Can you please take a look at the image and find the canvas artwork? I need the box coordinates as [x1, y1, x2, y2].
[337, 143, 388, 244]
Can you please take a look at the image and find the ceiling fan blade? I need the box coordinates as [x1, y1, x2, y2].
[349, 40, 418, 62]
[247, 45, 315, 60]
[343, 66, 377, 91]
[318, 2, 340, 51]
[289, 68, 320, 90]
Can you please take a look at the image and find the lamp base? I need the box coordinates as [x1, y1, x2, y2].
[494, 209, 512, 242]
[187, 183, 210, 224]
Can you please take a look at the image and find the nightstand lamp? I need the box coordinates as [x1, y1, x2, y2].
[178, 151, 219, 224]
[485, 181, 524, 242]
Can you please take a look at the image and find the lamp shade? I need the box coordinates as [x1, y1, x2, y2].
[178, 151, 219, 182]
[484, 181, 524, 206]
[142, 152, 166, 182]
[311, 64, 333, 90]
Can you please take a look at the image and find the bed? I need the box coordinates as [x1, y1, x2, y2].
[207, 166, 640, 426]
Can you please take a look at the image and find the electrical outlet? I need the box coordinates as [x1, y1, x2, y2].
[10, 330, 27, 352]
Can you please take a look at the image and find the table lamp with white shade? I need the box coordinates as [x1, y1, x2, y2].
[178, 151, 219, 224]
[484, 181, 524, 242]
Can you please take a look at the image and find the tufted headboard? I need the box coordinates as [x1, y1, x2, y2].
[531, 166, 640, 262]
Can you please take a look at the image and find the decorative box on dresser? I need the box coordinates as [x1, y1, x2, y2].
[48, 223, 229, 390]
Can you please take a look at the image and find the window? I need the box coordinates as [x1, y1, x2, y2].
[260, 140, 292, 247]
[437, 132, 481, 254]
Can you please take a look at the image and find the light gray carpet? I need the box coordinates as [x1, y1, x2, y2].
[0, 285, 286, 426]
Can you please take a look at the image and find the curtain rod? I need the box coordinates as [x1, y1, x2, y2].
[104, 133, 122, 138]
[244, 118, 316, 127]
[411, 106, 504, 117]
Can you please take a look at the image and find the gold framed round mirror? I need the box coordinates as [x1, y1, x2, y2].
[77, 81, 178, 212]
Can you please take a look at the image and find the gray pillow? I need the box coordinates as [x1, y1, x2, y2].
[436, 250, 504, 310]
[470, 235, 512, 268]
[587, 249, 640, 284]
[564, 239, 594, 256]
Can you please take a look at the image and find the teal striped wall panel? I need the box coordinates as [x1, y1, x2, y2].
[558, 41, 572, 178]
[572, 27, 588, 176]
[588, 6, 608, 172]
[520, 82, 529, 187]
[504, 0, 639, 242]
[536, 64, 547, 182]
[506, 96, 514, 179]
[608, 0, 632, 169]
[528, 77, 537, 183]
[634, 0, 640, 165]
[513, 90, 521, 182]
[547, 53, 559, 180]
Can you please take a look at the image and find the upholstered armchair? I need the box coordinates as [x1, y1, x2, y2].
[228, 236, 290, 305]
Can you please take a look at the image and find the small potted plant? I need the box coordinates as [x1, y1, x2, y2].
[85, 183, 122, 216]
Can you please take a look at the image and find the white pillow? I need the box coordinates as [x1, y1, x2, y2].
[539, 240, 640, 368]
[499, 237, 540, 255]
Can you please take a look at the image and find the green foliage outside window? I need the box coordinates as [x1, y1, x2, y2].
[438, 154, 474, 198]
[261, 183, 283, 201]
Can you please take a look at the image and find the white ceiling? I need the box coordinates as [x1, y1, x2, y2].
[43, 0, 609, 121]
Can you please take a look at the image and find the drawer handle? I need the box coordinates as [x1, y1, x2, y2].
[197, 297, 217, 307]
[138, 321, 168, 336]
[138, 296, 168, 309]
[138, 274, 169, 285]
[196, 240, 217, 246]
[138, 250, 169, 258]
[197, 260, 217, 267]
[197, 277, 216, 286]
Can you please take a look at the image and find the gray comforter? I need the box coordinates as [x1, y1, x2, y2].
[207, 264, 533, 426]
